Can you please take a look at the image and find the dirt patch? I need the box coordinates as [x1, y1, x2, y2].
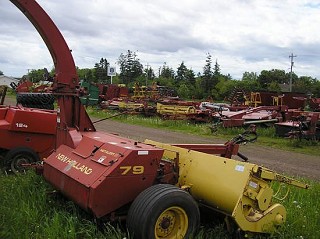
[3, 95, 16, 106]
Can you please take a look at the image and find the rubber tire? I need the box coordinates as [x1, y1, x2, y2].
[17, 93, 55, 104]
[0, 154, 6, 175]
[127, 184, 200, 239]
[16, 93, 55, 109]
[4, 147, 39, 174]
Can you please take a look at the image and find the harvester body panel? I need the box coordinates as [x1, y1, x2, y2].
[0, 106, 56, 158]
[43, 132, 164, 217]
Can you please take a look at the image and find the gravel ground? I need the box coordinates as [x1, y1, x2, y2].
[94, 120, 320, 181]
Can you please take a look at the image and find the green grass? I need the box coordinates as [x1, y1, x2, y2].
[0, 171, 126, 239]
[87, 107, 320, 157]
[0, 171, 318, 238]
[269, 180, 320, 239]
[3, 88, 15, 97]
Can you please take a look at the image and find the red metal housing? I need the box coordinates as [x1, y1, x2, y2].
[43, 132, 164, 217]
[0, 105, 56, 159]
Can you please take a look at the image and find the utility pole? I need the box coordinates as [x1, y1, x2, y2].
[145, 63, 150, 87]
[289, 53, 297, 92]
[26, 69, 34, 81]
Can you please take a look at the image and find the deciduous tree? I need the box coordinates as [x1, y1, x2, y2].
[258, 69, 290, 87]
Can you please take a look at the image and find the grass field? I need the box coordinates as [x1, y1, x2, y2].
[0, 170, 318, 238]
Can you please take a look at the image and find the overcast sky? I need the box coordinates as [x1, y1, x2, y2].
[1, 0, 320, 79]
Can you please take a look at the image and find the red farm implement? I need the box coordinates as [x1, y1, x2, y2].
[4, 1, 309, 238]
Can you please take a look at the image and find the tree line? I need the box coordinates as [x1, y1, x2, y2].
[4, 50, 320, 101]
[75, 51, 320, 100]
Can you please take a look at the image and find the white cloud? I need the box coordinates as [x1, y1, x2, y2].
[1, 0, 320, 79]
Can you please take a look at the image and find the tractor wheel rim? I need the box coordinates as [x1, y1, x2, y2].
[155, 206, 188, 239]
[11, 157, 29, 172]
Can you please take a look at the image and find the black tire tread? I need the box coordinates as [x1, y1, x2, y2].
[16, 93, 55, 109]
[4, 147, 39, 173]
[127, 184, 200, 239]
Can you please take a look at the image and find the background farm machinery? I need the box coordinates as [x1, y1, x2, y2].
[10, 78, 51, 93]
[80, 81, 129, 106]
[107, 89, 320, 140]
[275, 111, 320, 140]
[8, 69, 55, 110]
[11, 83, 319, 132]
[93, 84, 319, 130]
[0, 79, 57, 174]
[0, 105, 56, 173]
[309, 97, 320, 112]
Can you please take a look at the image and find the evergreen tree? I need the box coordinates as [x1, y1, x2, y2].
[186, 69, 196, 86]
[144, 66, 155, 86]
[213, 60, 221, 78]
[212, 59, 221, 89]
[203, 53, 213, 78]
[160, 62, 175, 79]
[175, 61, 188, 82]
[117, 50, 143, 85]
[202, 53, 214, 96]
[175, 62, 196, 88]
[94, 58, 109, 82]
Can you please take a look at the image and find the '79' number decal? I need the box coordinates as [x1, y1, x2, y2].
[120, 166, 144, 175]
